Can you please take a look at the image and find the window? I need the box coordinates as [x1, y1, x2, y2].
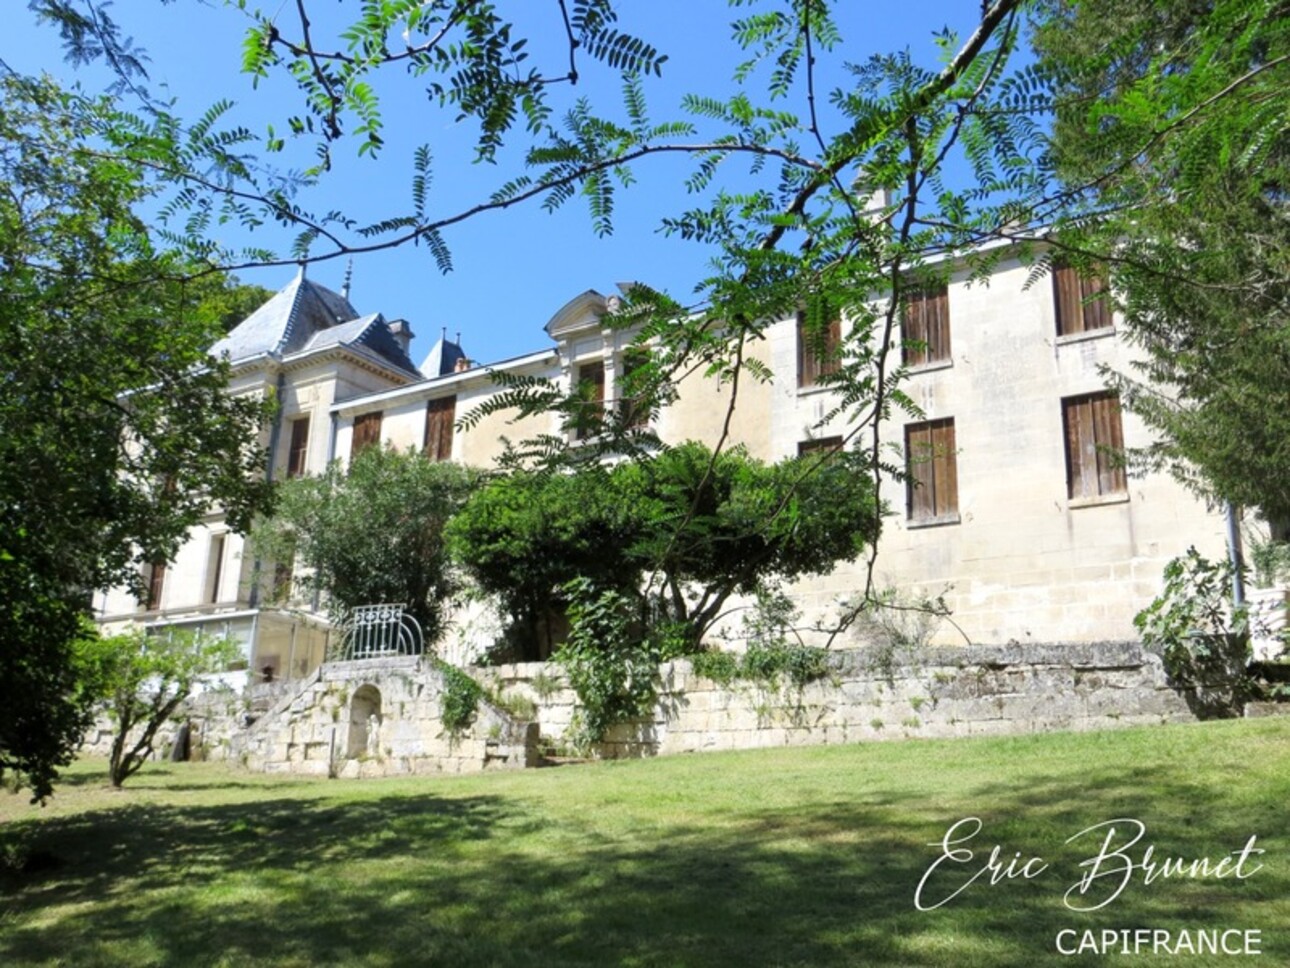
[206, 534, 226, 604]
[143, 560, 166, 611]
[1053, 263, 1113, 336]
[797, 309, 841, 388]
[618, 350, 650, 430]
[798, 436, 842, 457]
[352, 411, 383, 455]
[902, 285, 951, 366]
[424, 396, 456, 461]
[905, 419, 958, 523]
[575, 360, 605, 440]
[287, 416, 310, 478]
[1062, 392, 1126, 499]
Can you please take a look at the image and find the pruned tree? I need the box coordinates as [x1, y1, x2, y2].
[448, 442, 881, 659]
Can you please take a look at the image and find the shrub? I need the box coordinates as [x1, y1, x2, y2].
[556, 579, 659, 748]
[437, 662, 484, 734]
[1135, 548, 1255, 717]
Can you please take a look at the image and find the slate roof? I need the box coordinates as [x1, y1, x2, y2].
[419, 334, 468, 377]
[209, 272, 420, 377]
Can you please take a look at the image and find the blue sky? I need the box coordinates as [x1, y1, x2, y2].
[6, 1, 998, 365]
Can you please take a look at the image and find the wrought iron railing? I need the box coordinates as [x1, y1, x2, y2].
[330, 604, 424, 661]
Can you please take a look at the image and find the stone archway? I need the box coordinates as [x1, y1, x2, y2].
[346, 684, 383, 758]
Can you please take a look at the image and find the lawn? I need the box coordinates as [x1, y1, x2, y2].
[2, 718, 1287, 967]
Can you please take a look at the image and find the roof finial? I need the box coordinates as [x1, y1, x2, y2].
[456, 331, 462, 346]
[340, 258, 354, 301]
[296, 260, 307, 282]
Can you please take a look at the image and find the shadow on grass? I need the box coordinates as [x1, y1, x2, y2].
[1, 754, 1285, 967]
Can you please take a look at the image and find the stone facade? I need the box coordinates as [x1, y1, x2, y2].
[95, 257, 1236, 679]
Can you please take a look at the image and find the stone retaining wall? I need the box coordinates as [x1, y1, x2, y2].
[83, 642, 1195, 776]
[474, 641, 1194, 758]
[228, 657, 538, 776]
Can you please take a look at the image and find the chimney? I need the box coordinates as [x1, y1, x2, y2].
[387, 318, 414, 356]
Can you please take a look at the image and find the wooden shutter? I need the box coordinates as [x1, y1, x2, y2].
[576, 361, 605, 440]
[797, 310, 841, 388]
[1091, 394, 1125, 494]
[424, 396, 456, 461]
[145, 561, 166, 611]
[906, 419, 957, 520]
[798, 436, 842, 456]
[906, 424, 934, 520]
[932, 420, 958, 516]
[1054, 264, 1112, 336]
[1053, 264, 1084, 336]
[352, 411, 383, 455]
[1079, 272, 1112, 332]
[619, 351, 649, 429]
[903, 286, 950, 366]
[287, 416, 310, 478]
[207, 534, 226, 604]
[1064, 393, 1125, 498]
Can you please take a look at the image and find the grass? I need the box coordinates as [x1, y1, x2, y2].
[2, 718, 1288, 967]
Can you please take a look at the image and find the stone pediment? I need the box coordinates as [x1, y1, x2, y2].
[543, 289, 609, 341]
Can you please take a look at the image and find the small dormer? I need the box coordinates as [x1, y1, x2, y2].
[544, 289, 609, 344]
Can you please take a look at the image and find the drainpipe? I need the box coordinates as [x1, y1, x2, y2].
[1225, 502, 1246, 607]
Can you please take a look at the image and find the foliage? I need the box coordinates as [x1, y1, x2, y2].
[28, 0, 668, 269]
[693, 591, 831, 690]
[1246, 531, 1290, 589]
[848, 586, 951, 651]
[688, 648, 741, 687]
[436, 661, 484, 735]
[445, 463, 641, 658]
[1031, 0, 1290, 519]
[251, 446, 479, 643]
[84, 628, 241, 787]
[620, 444, 881, 644]
[0, 74, 274, 801]
[487, 689, 537, 723]
[1134, 548, 1255, 717]
[451, 442, 881, 661]
[555, 578, 659, 747]
[0, 615, 103, 804]
[30, 3, 1038, 564]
